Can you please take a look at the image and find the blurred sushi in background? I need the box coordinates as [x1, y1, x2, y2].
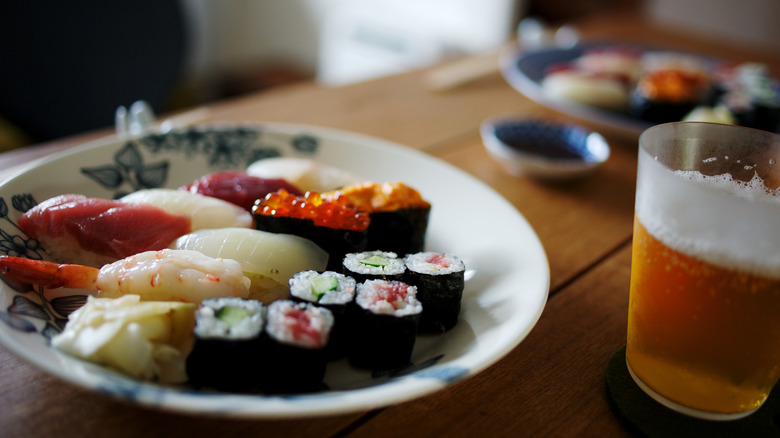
[629, 51, 712, 124]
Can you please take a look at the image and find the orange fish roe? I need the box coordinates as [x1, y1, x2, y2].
[322, 181, 430, 212]
[255, 189, 370, 231]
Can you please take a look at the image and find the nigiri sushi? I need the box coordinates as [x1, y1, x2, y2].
[19, 194, 191, 267]
[247, 157, 362, 192]
[0, 249, 252, 305]
[120, 188, 254, 230]
[181, 170, 303, 212]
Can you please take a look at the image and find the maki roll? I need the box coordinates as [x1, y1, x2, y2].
[322, 182, 431, 255]
[404, 252, 466, 333]
[186, 297, 266, 392]
[289, 270, 356, 358]
[342, 250, 406, 283]
[349, 279, 422, 371]
[253, 189, 370, 271]
[263, 300, 334, 393]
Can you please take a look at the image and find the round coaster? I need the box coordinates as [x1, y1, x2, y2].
[605, 346, 780, 437]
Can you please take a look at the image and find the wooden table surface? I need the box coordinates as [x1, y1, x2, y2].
[1, 9, 778, 438]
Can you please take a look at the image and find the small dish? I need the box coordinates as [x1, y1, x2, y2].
[480, 117, 610, 180]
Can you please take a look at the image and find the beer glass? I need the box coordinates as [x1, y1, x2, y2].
[626, 122, 780, 420]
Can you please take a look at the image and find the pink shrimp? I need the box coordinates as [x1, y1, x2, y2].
[0, 255, 98, 289]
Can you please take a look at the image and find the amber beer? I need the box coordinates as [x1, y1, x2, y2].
[626, 122, 780, 420]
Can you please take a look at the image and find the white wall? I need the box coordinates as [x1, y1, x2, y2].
[646, 0, 780, 53]
[179, 0, 522, 91]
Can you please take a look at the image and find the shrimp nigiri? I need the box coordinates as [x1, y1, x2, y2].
[0, 249, 250, 305]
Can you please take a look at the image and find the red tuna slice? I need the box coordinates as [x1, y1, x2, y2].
[18, 194, 191, 267]
[182, 170, 302, 212]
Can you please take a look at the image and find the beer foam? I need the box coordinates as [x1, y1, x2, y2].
[636, 152, 780, 279]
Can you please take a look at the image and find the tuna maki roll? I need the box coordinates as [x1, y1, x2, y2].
[186, 297, 266, 392]
[404, 252, 466, 333]
[289, 270, 356, 358]
[342, 250, 406, 283]
[349, 280, 422, 371]
[263, 300, 334, 393]
[253, 189, 370, 270]
[322, 182, 431, 255]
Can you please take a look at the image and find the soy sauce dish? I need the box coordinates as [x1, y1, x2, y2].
[480, 118, 610, 180]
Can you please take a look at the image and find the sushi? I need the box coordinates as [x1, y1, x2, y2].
[348, 279, 422, 371]
[404, 252, 465, 333]
[263, 300, 334, 393]
[342, 250, 406, 283]
[321, 182, 431, 255]
[181, 170, 303, 212]
[629, 51, 712, 124]
[289, 270, 356, 358]
[18, 194, 191, 267]
[186, 297, 266, 392]
[247, 157, 362, 193]
[120, 188, 254, 230]
[253, 189, 370, 270]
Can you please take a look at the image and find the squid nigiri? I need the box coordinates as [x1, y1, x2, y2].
[120, 188, 253, 230]
[171, 227, 329, 304]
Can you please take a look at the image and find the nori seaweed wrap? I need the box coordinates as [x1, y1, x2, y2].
[289, 270, 356, 359]
[348, 280, 422, 371]
[186, 297, 266, 392]
[404, 252, 466, 333]
[253, 189, 370, 270]
[263, 300, 334, 393]
[322, 182, 431, 255]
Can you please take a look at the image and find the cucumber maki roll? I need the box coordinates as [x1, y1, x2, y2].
[322, 182, 431, 255]
[342, 250, 406, 283]
[263, 300, 334, 393]
[253, 189, 370, 270]
[349, 280, 422, 371]
[404, 252, 466, 333]
[289, 270, 356, 358]
[186, 297, 266, 392]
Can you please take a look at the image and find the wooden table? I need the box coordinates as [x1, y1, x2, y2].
[1, 10, 778, 438]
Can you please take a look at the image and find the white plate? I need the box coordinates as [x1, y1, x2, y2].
[0, 124, 549, 418]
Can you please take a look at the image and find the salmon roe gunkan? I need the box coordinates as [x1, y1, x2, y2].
[254, 189, 370, 231]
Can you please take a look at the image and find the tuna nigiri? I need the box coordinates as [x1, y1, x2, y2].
[182, 170, 302, 212]
[19, 194, 191, 267]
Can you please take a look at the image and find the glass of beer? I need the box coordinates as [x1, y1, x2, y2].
[626, 122, 780, 420]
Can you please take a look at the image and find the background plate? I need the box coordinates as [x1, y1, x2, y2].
[0, 123, 549, 418]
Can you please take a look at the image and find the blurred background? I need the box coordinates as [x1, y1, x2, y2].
[0, 0, 777, 149]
